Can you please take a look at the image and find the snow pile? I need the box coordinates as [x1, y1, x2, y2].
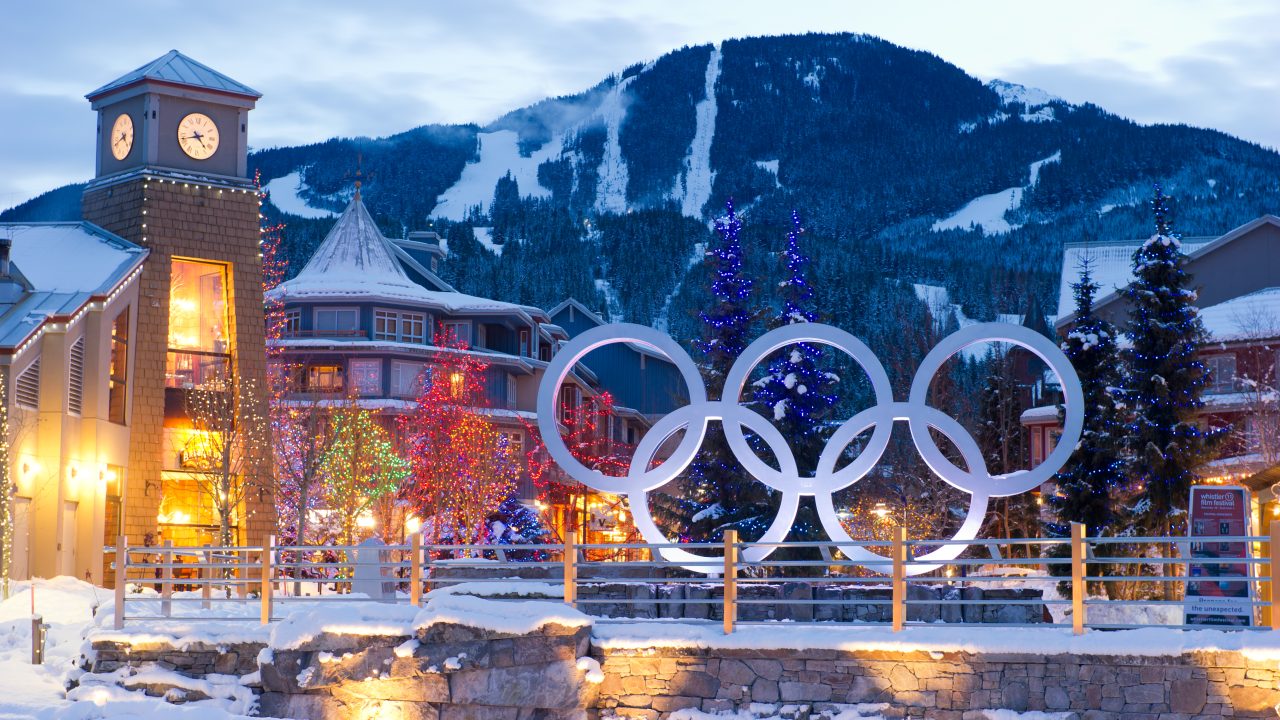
[262, 170, 335, 219]
[269, 592, 590, 650]
[931, 151, 1060, 236]
[594, 621, 1280, 658]
[988, 80, 1059, 109]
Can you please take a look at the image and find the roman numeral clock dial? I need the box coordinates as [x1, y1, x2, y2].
[177, 112, 220, 160]
[110, 113, 133, 160]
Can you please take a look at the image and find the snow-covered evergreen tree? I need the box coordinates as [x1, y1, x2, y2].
[1050, 256, 1128, 535]
[752, 211, 838, 473]
[1121, 185, 1223, 537]
[670, 200, 771, 542]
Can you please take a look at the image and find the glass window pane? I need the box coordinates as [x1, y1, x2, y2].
[169, 259, 229, 352]
[351, 359, 382, 396]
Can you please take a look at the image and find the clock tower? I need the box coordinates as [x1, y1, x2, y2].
[82, 51, 272, 554]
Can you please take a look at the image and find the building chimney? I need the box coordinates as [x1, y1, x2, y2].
[0, 236, 11, 278]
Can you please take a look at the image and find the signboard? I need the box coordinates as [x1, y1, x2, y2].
[1186, 485, 1254, 627]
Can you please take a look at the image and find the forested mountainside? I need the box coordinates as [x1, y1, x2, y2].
[6, 32, 1278, 355]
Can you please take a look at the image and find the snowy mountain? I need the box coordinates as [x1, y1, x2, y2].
[6, 32, 1279, 347]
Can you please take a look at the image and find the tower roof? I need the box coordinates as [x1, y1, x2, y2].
[292, 195, 414, 289]
[271, 196, 544, 316]
[86, 50, 262, 101]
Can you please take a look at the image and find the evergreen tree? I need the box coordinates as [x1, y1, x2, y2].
[1049, 255, 1128, 536]
[669, 200, 771, 542]
[751, 211, 839, 473]
[1121, 185, 1223, 539]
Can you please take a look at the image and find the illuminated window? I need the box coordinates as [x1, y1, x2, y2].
[350, 359, 382, 396]
[169, 259, 228, 353]
[449, 371, 465, 398]
[519, 329, 531, 357]
[168, 260, 229, 390]
[308, 365, 344, 392]
[109, 307, 129, 424]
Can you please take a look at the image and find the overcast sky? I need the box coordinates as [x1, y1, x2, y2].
[2, 0, 1277, 211]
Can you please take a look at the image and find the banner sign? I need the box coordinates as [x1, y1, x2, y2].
[1186, 485, 1254, 627]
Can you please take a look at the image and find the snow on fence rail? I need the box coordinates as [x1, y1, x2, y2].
[104, 523, 1280, 634]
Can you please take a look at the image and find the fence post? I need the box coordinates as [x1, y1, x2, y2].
[563, 531, 577, 608]
[113, 536, 127, 630]
[260, 535, 275, 625]
[160, 540, 173, 618]
[201, 548, 211, 611]
[723, 529, 738, 634]
[1071, 522, 1086, 635]
[891, 527, 906, 632]
[31, 615, 44, 664]
[1270, 522, 1280, 631]
[411, 532, 423, 607]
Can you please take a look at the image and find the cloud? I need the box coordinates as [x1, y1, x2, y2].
[2, 0, 1277, 209]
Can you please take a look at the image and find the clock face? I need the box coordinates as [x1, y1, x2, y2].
[177, 112, 220, 160]
[110, 113, 134, 161]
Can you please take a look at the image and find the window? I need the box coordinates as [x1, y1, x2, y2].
[391, 361, 426, 398]
[448, 371, 465, 398]
[500, 431, 523, 454]
[283, 308, 302, 335]
[559, 385, 579, 424]
[15, 357, 40, 409]
[477, 325, 488, 349]
[67, 337, 85, 415]
[506, 374, 518, 410]
[374, 309, 427, 343]
[539, 345, 551, 362]
[169, 259, 229, 352]
[315, 308, 359, 334]
[519, 329, 531, 357]
[350, 359, 382, 396]
[109, 307, 129, 424]
[1205, 355, 1237, 394]
[442, 320, 471, 346]
[308, 365, 344, 392]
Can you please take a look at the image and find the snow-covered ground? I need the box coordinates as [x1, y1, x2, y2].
[473, 226, 503, 256]
[261, 171, 335, 219]
[4, 574, 1272, 719]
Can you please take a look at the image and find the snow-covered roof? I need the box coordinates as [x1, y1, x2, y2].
[1198, 287, 1280, 343]
[272, 195, 542, 317]
[86, 50, 261, 100]
[0, 222, 147, 349]
[1055, 237, 1213, 324]
[1019, 405, 1059, 424]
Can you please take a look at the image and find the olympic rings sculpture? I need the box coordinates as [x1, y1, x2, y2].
[536, 322, 1083, 575]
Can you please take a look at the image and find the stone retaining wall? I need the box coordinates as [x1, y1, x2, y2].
[257, 622, 598, 720]
[595, 645, 1280, 719]
[90, 639, 264, 677]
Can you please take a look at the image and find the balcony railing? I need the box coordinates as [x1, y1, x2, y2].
[282, 329, 369, 340]
[165, 350, 230, 390]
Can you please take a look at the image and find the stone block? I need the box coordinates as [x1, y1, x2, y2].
[752, 678, 780, 702]
[1122, 684, 1163, 705]
[1045, 685, 1070, 709]
[1001, 681, 1029, 711]
[889, 664, 919, 691]
[1228, 683, 1278, 714]
[779, 681, 833, 702]
[746, 659, 783, 681]
[719, 658, 755, 686]
[1170, 677, 1207, 714]
[670, 670, 720, 699]
[778, 582, 814, 622]
[449, 659, 587, 709]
